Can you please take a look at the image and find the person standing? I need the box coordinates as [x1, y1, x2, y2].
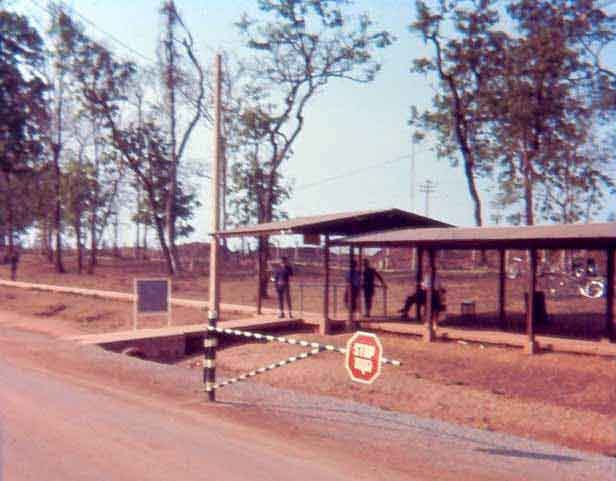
[345, 259, 361, 314]
[10, 247, 20, 281]
[362, 259, 386, 317]
[273, 256, 293, 318]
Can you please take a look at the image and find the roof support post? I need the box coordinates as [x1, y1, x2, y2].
[415, 247, 424, 322]
[256, 236, 263, 315]
[321, 234, 330, 335]
[526, 248, 538, 354]
[358, 247, 364, 316]
[346, 246, 356, 331]
[424, 248, 436, 342]
[606, 248, 614, 342]
[498, 248, 506, 330]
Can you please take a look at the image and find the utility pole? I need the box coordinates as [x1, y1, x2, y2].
[410, 138, 416, 212]
[419, 180, 437, 217]
[410, 131, 423, 213]
[205, 53, 222, 402]
[221, 136, 228, 255]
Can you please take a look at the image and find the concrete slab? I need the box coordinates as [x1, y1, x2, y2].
[66, 316, 303, 345]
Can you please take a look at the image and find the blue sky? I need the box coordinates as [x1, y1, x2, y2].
[12, 0, 616, 246]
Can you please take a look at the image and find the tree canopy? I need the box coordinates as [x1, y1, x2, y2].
[411, 0, 616, 226]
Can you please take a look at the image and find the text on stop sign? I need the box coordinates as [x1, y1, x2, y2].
[353, 342, 376, 359]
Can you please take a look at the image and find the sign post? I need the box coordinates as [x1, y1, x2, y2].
[133, 278, 171, 329]
[345, 331, 383, 384]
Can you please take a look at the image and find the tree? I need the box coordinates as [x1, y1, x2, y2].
[45, 6, 81, 273]
[158, 0, 206, 272]
[411, 0, 505, 227]
[496, 0, 615, 225]
[232, 0, 392, 296]
[55, 11, 181, 275]
[62, 140, 89, 273]
[537, 132, 614, 223]
[0, 8, 47, 263]
[411, 0, 616, 226]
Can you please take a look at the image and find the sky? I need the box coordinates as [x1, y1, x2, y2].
[9, 0, 616, 247]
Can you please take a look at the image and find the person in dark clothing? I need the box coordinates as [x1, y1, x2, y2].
[399, 287, 427, 320]
[362, 259, 386, 317]
[273, 257, 293, 318]
[9, 249, 20, 281]
[399, 275, 445, 321]
[345, 259, 361, 314]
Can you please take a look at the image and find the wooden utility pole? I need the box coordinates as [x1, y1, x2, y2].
[419, 180, 436, 217]
[205, 53, 222, 401]
[410, 137, 416, 212]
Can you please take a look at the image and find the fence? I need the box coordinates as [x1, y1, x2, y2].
[297, 281, 388, 318]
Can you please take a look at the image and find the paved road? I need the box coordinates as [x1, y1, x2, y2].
[0, 321, 614, 481]
[0, 352, 376, 481]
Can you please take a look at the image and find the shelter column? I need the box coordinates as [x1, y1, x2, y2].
[256, 236, 263, 315]
[358, 247, 364, 316]
[606, 248, 615, 342]
[526, 248, 538, 354]
[424, 248, 436, 342]
[415, 247, 424, 322]
[346, 246, 356, 331]
[498, 248, 506, 330]
[321, 234, 330, 335]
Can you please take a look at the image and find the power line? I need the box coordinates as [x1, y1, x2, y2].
[27, 0, 157, 64]
[295, 154, 410, 191]
[295, 144, 436, 192]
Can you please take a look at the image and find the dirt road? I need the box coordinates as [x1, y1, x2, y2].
[0, 317, 614, 480]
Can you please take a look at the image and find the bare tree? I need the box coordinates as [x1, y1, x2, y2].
[231, 0, 392, 297]
[158, 0, 206, 272]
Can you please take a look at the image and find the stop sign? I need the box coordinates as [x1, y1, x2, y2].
[345, 331, 383, 384]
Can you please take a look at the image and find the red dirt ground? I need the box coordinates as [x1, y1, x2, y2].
[1, 253, 615, 455]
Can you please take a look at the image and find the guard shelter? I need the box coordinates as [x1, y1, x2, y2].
[334, 222, 616, 354]
[216, 208, 452, 334]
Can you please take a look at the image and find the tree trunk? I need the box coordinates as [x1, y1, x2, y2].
[164, 0, 182, 274]
[46, 216, 53, 263]
[88, 204, 97, 274]
[74, 217, 83, 274]
[134, 186, 141, 259]
[165, 162, 181, 270]
[113, 208, 120, 258]
[522, 147, 534, 226]
[143, 222, 148, 260]
[53, 145, 65, 273]
[52, 68, 66, 274]
[4, 172, 14, 266]
[154, 215, 174, 275]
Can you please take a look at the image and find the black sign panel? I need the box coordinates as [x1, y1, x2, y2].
[136, 279, 169, 313]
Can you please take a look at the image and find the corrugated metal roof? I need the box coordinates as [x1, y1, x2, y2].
[333, 222, 616, 249]
[217, 208, 452, 238]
